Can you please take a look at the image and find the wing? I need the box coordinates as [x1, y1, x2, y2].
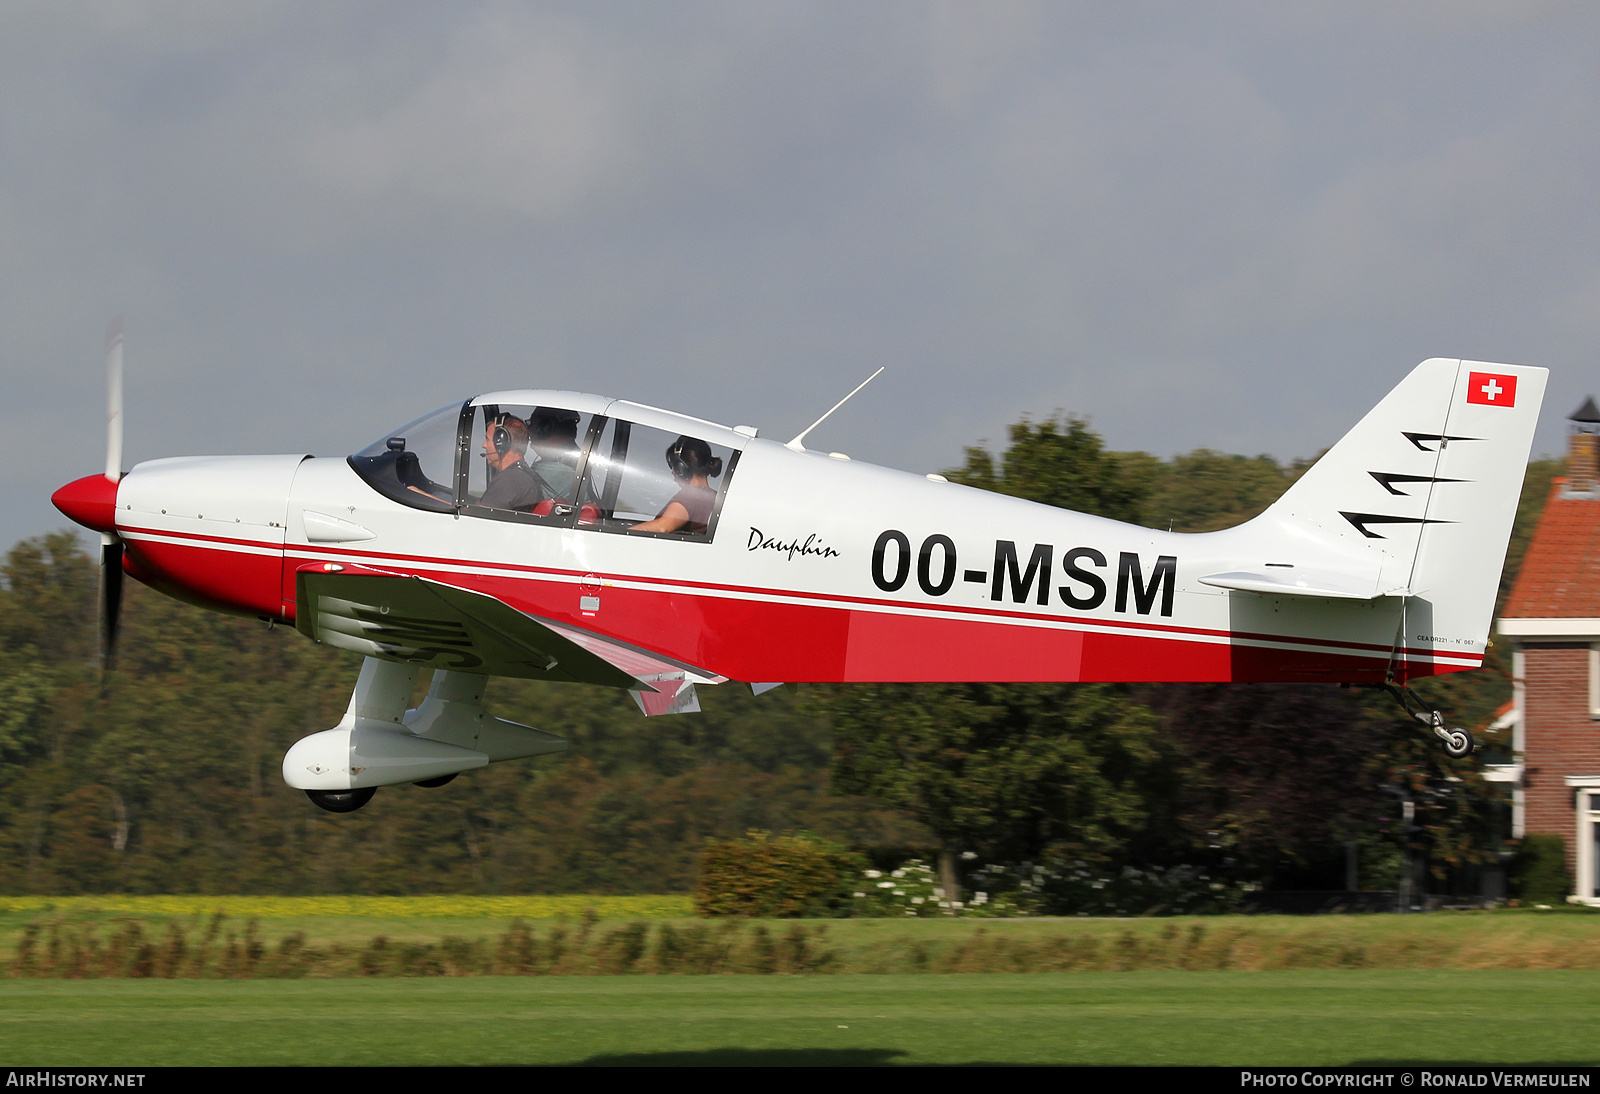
[294, 565, 724, 696]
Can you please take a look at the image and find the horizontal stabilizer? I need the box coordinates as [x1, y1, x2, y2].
[1199, 568, 1389, 600]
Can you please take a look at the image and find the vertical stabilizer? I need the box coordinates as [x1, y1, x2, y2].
[1250, 358, 1546, 673]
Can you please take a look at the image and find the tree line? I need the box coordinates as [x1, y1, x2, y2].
[0, 415, 1556, 897]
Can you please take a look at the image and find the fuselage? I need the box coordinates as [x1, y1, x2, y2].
[55, 388, 1482, 685]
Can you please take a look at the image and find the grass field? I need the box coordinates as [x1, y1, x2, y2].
[6, 904, 1599, 1065]
[1, 970, 1595, 1066]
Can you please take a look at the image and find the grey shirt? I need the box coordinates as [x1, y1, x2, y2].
[479, 461, 547, 511]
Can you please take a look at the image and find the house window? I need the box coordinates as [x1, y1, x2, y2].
[1590, 646, 1600, 718]
[1578, 787, 1600, 905]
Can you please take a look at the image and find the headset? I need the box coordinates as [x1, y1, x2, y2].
[489, 413, 521, 459]
[530, 408, 581, 444]
[665, 436, 723, 481]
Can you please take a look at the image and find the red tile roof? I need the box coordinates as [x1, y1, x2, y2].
[1478, 700, 1516, 734]
[1503, 479, 1600, 617]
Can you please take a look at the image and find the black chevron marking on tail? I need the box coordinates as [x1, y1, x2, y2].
[1401, 431, 1480, 452]
[1340, 512, 1453, 539]
[1369, 472, 1468, 496]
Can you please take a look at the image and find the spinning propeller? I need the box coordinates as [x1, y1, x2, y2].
[99, 318, 125, 669]
[52, 320, 128, 672]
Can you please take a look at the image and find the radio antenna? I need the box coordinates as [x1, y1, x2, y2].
[785, 367, 884, 452]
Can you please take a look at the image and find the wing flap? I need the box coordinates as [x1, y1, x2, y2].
[296, 568, 644, 689]
[539, 618, 725, 684]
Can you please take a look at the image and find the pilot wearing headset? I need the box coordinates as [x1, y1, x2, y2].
[527, 408, 583, 503]
[631, 435, 723, 535]
[478, 413, 548, 512]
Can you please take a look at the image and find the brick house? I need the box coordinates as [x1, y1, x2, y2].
[1497, 397, 1600, 904]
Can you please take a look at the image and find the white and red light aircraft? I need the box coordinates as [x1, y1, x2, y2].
[52, 334, 1546, 812]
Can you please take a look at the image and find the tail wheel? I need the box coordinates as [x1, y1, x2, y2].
[306, 787, 376, 813]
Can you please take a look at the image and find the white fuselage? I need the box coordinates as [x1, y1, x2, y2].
[108, 377, 1521, 685]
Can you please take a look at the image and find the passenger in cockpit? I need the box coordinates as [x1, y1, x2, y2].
[631, 435, 723, 535]
[528, 409, 583, 502]
[479, 413, 548, 511]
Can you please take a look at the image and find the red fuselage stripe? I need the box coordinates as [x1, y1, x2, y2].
[117, 524, 1482, 678]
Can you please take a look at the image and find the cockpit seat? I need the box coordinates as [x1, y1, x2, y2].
[529, 499, 600, 524]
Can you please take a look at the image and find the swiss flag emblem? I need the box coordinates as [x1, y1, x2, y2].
[1467, 371, 1517, 407]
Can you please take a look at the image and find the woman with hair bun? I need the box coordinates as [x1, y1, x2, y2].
[632, 435, 723, 535]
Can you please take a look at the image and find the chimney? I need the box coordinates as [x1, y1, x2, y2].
[1567, 396, 1600, 497]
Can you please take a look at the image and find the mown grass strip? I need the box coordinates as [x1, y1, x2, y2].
[0, 894, 692, 919]
[1, 971, 1597, 1066]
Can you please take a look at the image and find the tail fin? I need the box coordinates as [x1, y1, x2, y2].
[1252, 358, 1546, 667]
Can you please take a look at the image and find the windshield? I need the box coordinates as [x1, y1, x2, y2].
[348, 402, 466, 512]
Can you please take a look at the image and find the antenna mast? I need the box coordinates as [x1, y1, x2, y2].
[785, 367, 885, 452]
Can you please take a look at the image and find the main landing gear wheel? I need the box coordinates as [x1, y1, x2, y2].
[305, 787, 376, 813]
[413, 773, 457, 788]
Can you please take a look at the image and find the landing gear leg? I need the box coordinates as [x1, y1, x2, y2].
[1382, 684, 1475, 758]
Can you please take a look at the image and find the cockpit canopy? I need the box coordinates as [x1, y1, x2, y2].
[348, 393, 742, 541]
[351, 402, 462, 513]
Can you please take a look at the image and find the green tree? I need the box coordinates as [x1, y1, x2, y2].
[0, 531, 96, 663]
[1138, 450, 1299, 533]
[823, 682, 1164, 892]
[951, 415, 1146, 521]
[1146, 682, 1395, 881]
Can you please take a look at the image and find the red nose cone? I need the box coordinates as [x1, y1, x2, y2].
[52, 474, 120, 534]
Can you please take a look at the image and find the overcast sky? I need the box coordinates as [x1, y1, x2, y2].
[6, 1, 1599, 550]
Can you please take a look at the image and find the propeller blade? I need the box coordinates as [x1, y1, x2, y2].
[100, 533, 124, 668]
[101, 318, 125, 672]
[105, 317, 123, 482]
